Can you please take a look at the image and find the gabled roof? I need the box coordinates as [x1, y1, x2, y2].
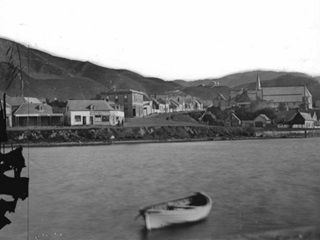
[299, 112, 314, 121]
[14, 103, 62, 116]
[157, 98, 169, 105]
[231, 113, 241, 122]
[169, 99, 181, 106]
[67, 100, 115, 111]
[214, 93, 226, 101]
[234, 91, 252, 103]
[262, 86, 311, 103]
[24, 97, 42, 104]
[254, 114, 271, 122]
[151, 98, 161, 105]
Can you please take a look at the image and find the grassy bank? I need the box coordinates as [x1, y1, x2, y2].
[6, 124, 320, 148]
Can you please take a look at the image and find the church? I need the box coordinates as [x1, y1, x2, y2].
[229, 75, 313, 110]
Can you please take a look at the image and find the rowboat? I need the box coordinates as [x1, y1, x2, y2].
[138, 192, 212, 230]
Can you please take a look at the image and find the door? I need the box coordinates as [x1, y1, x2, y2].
[90, 116, 93, 125]
[82, 116, 86, 125]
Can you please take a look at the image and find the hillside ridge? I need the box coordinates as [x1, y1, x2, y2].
[1, 37, 318, 103]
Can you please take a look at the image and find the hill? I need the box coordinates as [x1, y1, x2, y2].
[174, 70, 310, 88]
[0, 37, 179, 100]
[1, 37, 318, 103]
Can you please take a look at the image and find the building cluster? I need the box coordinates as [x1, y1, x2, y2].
[210, 76, 319, 128]
[1, 89, 204, 127]
[227, 110, 319, 129]
[1, 77, 319, 129]
[212, 76, 313, 110]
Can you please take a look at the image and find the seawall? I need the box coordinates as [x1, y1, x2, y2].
[6, 125, 320, 147]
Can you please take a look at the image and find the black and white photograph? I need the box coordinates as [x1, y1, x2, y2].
[0, 0, 320, 239]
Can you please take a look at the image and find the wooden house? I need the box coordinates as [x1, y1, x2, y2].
[253, 114, 272, 127]
[151, 98, 165, 113]
[65, 100, 124, 126]
[14, 103, 63, 127]
[288, 111, 315, 128]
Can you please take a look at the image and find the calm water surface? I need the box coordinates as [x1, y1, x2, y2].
[2, 138, 320, 240]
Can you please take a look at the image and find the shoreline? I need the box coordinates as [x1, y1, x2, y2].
[5, 134, 317, 148]
[5, 125, 320, 148]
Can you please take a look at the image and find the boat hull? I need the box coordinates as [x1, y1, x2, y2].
[141, 192, 212, 230]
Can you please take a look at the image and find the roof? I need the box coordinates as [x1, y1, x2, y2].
[262, 86, 310, 103]
[231, 113, 241, 121]
[14, 103, 63, 116]
[151, 98, 161, 105]
[105, 88, 146, 95]
[254, 114, 271, 122]
[157, 98, 169, 104]
[274, 110, 296, 123]
[24, 97, 42, 104]
[217, 93, 226, 101]
[67, 100, 115, 111]
[299, 112, 314, 121]
[169, 99, 181, 106]
[234, 91, 252, 103]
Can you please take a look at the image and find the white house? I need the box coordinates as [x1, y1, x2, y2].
[289, 111, 316, 128]
[65, 100, 124, 126]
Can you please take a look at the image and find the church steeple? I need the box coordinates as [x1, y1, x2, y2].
[256, 74, 261, 90]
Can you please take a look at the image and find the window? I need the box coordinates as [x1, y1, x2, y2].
[124, 94, 128, 102]
[115, 95, 119, 103]
[75, 115, 81, 122]
[95, 115, 102, 122]
[102, 116, 109, 122]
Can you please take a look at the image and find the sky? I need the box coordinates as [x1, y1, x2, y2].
[0, 0, 320, 80]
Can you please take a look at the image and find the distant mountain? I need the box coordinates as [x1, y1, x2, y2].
[1, 37, 318, 103]
[174, 71, 310, 88]
[0, 38, 179, 100]
[234, 74, 320, 104]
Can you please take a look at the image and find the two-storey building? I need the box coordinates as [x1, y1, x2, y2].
[101, 89, 145, 118]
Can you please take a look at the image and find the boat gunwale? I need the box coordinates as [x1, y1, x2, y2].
[141, 192, 211, 213]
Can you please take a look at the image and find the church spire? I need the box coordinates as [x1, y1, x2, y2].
[256, 74, 261, 90]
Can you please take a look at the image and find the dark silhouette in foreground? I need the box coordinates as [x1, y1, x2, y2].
[0, 92, 29, 230]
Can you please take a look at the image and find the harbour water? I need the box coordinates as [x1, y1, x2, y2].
[1, 138, 320, 240]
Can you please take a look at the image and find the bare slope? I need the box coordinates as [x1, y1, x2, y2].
[0, 37, 178, 100]
[175, 71, 309, 88]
